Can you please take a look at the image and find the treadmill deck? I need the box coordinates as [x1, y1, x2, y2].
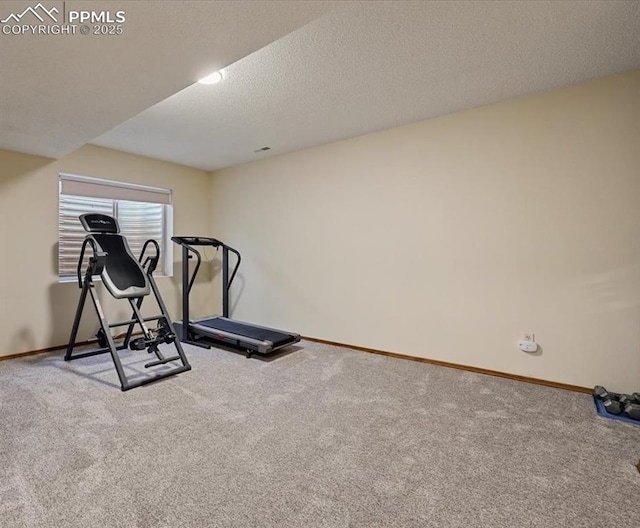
[188, 316, 300, 355]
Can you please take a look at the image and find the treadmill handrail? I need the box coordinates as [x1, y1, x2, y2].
[187, 246, 202, 295]
[225, 245, 241, 287]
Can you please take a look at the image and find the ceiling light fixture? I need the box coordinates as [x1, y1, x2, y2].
[198, 70, 224, 85]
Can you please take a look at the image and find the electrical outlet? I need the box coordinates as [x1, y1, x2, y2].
[523, 333, 534, 342]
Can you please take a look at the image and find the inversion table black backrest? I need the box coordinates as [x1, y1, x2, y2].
[79, 213, 150, 299]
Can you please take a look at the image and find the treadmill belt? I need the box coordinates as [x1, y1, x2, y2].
[196, 318, 295, 346]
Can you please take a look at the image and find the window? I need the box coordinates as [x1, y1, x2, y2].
[58, 173, 173, 280]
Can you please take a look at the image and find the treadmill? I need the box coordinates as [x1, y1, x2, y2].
[171, 236, 301, 357]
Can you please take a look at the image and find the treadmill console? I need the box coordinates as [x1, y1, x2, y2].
[172, 236, 223, 247]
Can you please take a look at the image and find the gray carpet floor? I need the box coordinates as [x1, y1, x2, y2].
[0, 340, 638, 528]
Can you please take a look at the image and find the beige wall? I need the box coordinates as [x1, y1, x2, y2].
[1, 72, 638, 392]
[210, 70, 640, 392]
[0, 145, 212, 358]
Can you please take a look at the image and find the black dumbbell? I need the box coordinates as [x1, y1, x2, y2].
[593, 386, 624, 415]
[603, 398, 623, 415]
[619, 394, 636, 407]
[624, 402, 640, 420]
[593, 386, 622, 400]
[617, 392, 640, 404]
[96, 328, 109, 348]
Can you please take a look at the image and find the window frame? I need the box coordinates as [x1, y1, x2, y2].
[58, 173, 173, 283]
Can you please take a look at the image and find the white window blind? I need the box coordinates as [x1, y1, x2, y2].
[58, 174, 172, 280]
[116, 201, 165, 261]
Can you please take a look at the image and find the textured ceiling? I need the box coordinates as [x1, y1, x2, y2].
[0, 0, 332, 158]
[3, 1, 639, 169]
[93, 0, 640, 171]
